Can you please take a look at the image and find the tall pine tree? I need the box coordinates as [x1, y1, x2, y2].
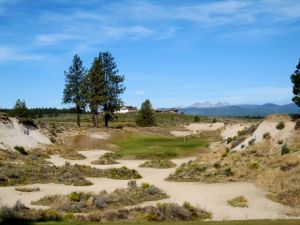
[100, 52, 125, 127]
[291, 58, 300, 107]
[81, 57, 105, 127]
[63, 54, 86, 127]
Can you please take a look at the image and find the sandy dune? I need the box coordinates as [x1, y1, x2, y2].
[232, 120, 295, 151]
[0, 118, 51, 150]
[171, 122, 225, 137]
[0, 149, 296, 220]
[185, 122, 225, 132]
[221, 123, 251, 140]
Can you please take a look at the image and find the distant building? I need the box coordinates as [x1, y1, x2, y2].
[115, 106, 137, 114]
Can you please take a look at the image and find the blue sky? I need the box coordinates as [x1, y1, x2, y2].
[0, 0, 300, 108]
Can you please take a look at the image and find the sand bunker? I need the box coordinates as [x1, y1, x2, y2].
[88, 132, 110, 140]
[0, 118, 51, 150]
[232, 120, 295, 151]
[221, 123, 251, 140]
[171, 122, 225, 137]
[185, 122, 224, 132]
[0, 149, 296, 220]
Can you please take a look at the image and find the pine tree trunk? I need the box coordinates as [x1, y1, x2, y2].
[76, 106, 81, 127]
[95, 113, 98, 128]
[77, 113, 80, 127]
[92, 113, 96, 127]
[104, 112, 109, 127]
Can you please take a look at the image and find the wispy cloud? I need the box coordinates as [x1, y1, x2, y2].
[36, 33, 78, 45]
[0, 47, 44, 61]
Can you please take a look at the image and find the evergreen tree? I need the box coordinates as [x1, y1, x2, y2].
[291, 58, 300, 107]
[63, 54, 86, 127]
[81, 57, 105, 127]
[136, 99, 156, 127]
[12, 99, 29, 118]
[100, 52, 125, 127]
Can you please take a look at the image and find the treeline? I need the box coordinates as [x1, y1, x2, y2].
[0, 102, 77, 119]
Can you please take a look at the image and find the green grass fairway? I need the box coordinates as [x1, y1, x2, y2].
[113, 132, 209, 158]
[27, 219, 300, 225]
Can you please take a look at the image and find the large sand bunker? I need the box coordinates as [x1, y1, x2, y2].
[0, 118, 51, 150]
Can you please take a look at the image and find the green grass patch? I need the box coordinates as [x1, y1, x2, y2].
[113, 132, 209, 159]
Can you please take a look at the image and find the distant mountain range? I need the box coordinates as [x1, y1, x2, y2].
[178, 102, 299, 117]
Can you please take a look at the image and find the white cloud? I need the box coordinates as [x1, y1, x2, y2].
[0, 47, 44, 61]
[36, 33, 78, 45]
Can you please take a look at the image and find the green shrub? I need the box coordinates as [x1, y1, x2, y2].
[248, 159, 259, 169]
[226, 137, 233, 144]
[263, 132, 271, 140]
[276, 121, 285, 130]
[213, 162, 221, 169]
[136, 99, 156, 127]
[223, 167, 234, 177]
[227, 196, 248, 208]
[281, 144, 290, 155]
[139, 159, 176, 169]
[194, 116, 200, 122]
[68, 192, 81, 202]
[14, 146, 27, 155]
[142, 182, 150, 189]
[248, 139, 256, 146]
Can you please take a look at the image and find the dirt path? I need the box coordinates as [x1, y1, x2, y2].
[0, 149, 297, 220]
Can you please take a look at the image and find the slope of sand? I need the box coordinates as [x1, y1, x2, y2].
[232, 120, 295, 151]
[0, 149, 297, 221]
[0, 118, 51, 150]
[185, 122, 225, 132]
[221, 123, 251, 140]
[171, 122, 225, 137]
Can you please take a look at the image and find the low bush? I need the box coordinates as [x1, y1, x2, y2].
[276, 121, 285, 130]
[32, 183, 168, 213]
[15, 187, 40, 192]
[0, 162, 142, 187]
[248, 159, 259, 169]
[194, 116, 200, 122]
[91, 152, 119, 165]
[139, 159, 176, 169]
[0, 201, 62, 223]
[14, 146, 27, 155]
[61, 152, 86, 160]
[248, 139, 256, 146]
[281, 144, 290, 155]
[226, 137, 233, 144]
[227, 196, 248, 208]
[223, 167, 234, 177]
[263, 132, 271, 140]
[145, 202, 211, 221]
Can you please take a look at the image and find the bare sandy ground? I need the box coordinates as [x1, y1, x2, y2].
[0, 149, 297, 220]
[232, 120, 295, 151]
[0, 118, 51, 150]
[88, 132, 110, 140]
[221, 123, 251, 140]
[171, 122, 225, 137]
